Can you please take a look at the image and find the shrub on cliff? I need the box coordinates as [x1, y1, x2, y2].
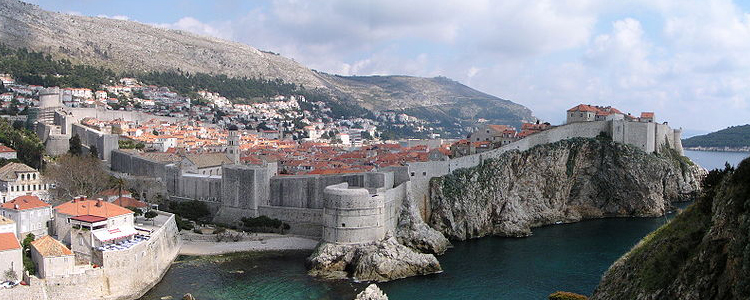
[549, 291, 588, 300]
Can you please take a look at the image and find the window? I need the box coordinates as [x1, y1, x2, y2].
[410, 172, 415, 177]
[422, 172, 426, 176]
[341, 223, 345, 227]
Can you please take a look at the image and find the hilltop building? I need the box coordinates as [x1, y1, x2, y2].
[0, 195, 52, 238]
[0, 162, 52, 203]
[469, 124, 518, 146]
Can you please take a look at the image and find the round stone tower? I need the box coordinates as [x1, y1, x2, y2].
[322, 182, 386, 244]
[38, 87, 62, 125]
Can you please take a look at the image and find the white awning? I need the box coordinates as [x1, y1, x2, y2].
[93, 226, 137, 242]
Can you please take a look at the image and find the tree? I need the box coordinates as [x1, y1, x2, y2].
[69, 134, 82, 156]
[3, 268, 17, 282]
[0, 81, 6, 93]
[109, 176, 126, 200]
[89, 145, 99, 158]
[144, 210, 158, 225]
[21, 233, 35, 275]
[127, 207, 143, 217]
[44, 154, 109, 203]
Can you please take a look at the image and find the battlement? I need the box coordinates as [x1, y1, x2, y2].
[322, 182, 388, 244]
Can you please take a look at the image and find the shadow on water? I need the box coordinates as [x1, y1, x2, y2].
[142, 205, 690, 300]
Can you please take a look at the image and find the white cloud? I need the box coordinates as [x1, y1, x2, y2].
[154, 17, 233, 40]
[96, 14, 130, 21]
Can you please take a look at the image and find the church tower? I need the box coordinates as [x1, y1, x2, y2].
[226, 125, 240, 165]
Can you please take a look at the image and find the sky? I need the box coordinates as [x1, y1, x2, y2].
[24, 0, 750, 134]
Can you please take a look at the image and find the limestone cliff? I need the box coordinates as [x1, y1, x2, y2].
[429, 138, 703, 240]
[306, 235, 442, 282]
[396, 188, 451, 255]
[591, 158, 750, 300]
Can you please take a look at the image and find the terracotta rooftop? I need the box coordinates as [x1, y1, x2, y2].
[112, 196, 148, 208]
[0, 144, 15, 153]
[184, 153, 233, 169]
[1, 195, 51, 211]
[54, 197, 133, 218]
[0, 162, 36, 181]
[31, 236, 73, 257]
[0, 232, 20, 252]
[97, 189, 132, 197]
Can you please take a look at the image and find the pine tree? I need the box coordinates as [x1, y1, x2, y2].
[69, 134, 82, 156]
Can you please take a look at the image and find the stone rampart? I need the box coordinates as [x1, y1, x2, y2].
[322, 183, 387, 244]
[71, 123, 119, 161]
[0, 212, 180, 300]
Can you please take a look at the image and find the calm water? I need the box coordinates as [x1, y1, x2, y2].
[141, 151, 743, 300]
[684, 150, 749, 171]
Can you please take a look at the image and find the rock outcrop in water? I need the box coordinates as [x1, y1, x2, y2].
[354, 284, 389, 300]
[591, 158, 750, 300]
[306, 235, 441, 282]
[429, 138, 704, 240]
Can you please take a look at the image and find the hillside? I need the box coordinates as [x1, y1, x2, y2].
[682, 124, 750, 149]
[0, 0, 533, 134]
[591, 159, 750, 299]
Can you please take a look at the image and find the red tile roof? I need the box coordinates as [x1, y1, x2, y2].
[1, 195, 51, 210]
[640, 112, 654, 118]
[112, 196, 148, 208]
[0, 144, 15, 153]
[70, 215, 108, 223]
[0, 232, 20, 252]
[31, 236, 73, 257]
[54, 197, 133, 218]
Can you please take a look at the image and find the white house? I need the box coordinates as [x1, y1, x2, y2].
[0, 144, 16, 160]
[0, 162, 52, 203]
[30, 235, 75, 279]
[0, 215, 16, 235]
[0, 195, 53, 238]
[0, 232, 22, 282]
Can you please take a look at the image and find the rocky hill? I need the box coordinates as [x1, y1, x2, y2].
[0, 0, 533, 129]
[428, 138, 704, 240]
[591, 158, 750, 299]
[682, 124, 750, 150]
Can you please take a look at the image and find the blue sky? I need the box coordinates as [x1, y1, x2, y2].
[25, 0, 750, 134]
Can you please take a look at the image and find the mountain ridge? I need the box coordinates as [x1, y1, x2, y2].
[0, 0, 534, 132]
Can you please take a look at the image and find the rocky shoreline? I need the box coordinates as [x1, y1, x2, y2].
[307, 138, 704, 283]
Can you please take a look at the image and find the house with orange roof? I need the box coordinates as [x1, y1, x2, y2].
[0, 232, 22, 281]
[0, 215, 15, 235]
[30, 235, 74, 279]
[52, 196, 135, 252]
[0, 195, 53, 238]
[0, 143, 16, 160]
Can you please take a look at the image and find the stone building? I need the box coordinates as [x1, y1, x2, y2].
[0, 162, 52, 203]
[52, 197, 134, 249]
[0, 215, 16, 235]
[0, 232, 22, 281]
[30, 235, 75, 279]
[0, 195, 53, 238]
[181, 153, 233, 175]
[0, 143, 17, 160]
[469, 124, 518, 145]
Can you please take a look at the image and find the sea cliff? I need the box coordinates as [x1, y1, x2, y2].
[591, 159, 750, 299]
[428, 138, 703, 240]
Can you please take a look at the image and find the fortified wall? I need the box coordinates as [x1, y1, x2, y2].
[406, 120, 683, 219]
[1, 212, 180, 300]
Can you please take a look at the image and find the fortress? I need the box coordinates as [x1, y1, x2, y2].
[107, 107, 683, 244]
[33, 98, 683, 245]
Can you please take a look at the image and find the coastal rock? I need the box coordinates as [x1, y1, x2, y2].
[307, 235, 442, 282]
[396, 188, 451, 255]
[354, 284, 389, 300]
[429, 138, 704, 240]
[591, 158, 750, 299]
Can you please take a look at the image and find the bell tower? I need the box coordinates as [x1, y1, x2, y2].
[226, 125, 240, 164]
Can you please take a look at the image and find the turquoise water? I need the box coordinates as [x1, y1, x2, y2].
[141, 214, 683, 300]
[140, 151, 743, 300]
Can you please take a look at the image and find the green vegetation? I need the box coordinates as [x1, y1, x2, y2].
[240, 216, 290, 233]
[137, 70, 298, 101]
[0, 44, 115, 90]
[68, 134, 82, 156]
[118, 140, 145, 150]
[548, 291, 588, 300]
[21, 233, 36, 275]
[174, 215, 194, 231]
[127, 207, 143, 217]
[682, 124, 750, 148]
[165, 200, 211, 223]
[0, 118, 45, 169]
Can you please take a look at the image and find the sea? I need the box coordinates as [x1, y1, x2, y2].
[139, 150, 749, 300]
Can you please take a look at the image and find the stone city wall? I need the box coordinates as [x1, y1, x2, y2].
[71, 123, 119, 161]
[0, 212, 180, 300]
[268, 172, 392, 209]
[110, 150, 169, 179]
